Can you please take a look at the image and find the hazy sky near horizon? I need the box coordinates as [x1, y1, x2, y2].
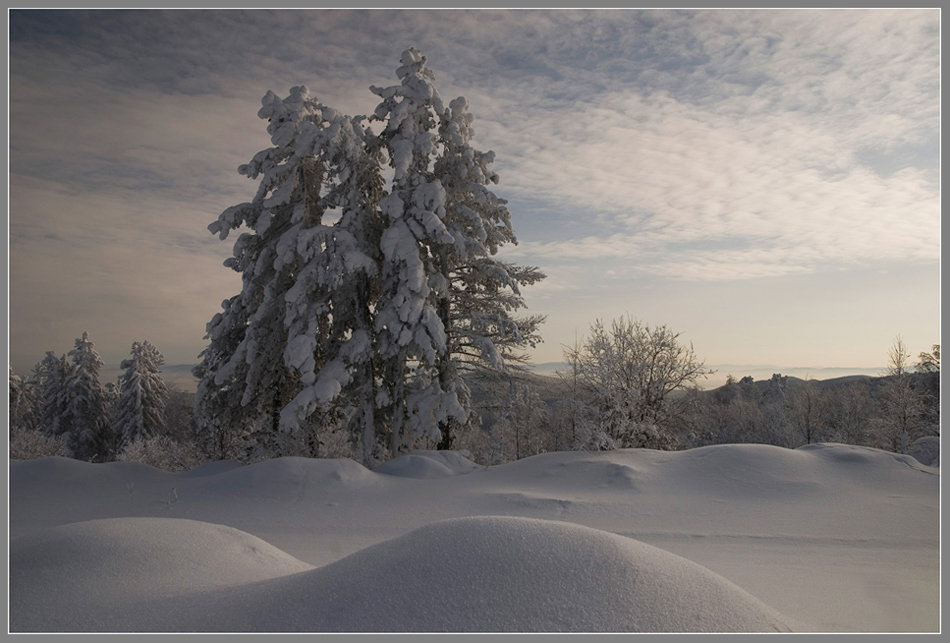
[8, 9, 940, 380]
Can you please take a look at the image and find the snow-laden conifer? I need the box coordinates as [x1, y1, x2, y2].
[273, 99, 387, 465]
[38, 351, 69, 440]
[370, 48, 466, 454]
[9, 367, 22, 415]
[196, 86, 385, 462]
[431, 94, 546, 447]
[372, 49, 546, 451]
[113, 340, 168, 447]
[193, 294, 253, 459]
[195, 87, 331, 458]
[63, 332, 114, 461]
[12, 362, 45, 435]
[196, 50, 546, 462]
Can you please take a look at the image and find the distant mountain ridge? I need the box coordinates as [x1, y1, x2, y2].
[525, 362, 886, 390]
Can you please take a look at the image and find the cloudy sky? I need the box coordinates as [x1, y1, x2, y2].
[8, 9, 941, 386]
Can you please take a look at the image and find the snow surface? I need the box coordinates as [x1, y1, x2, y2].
[8, 443, 940, 633]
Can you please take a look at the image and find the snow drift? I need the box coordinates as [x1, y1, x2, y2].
[375, 449, 484, 478]
[8, 443, 939, 632]
[210, 516, 794, 633]
[9, 517, 314, 632]
[10, 516, 792, 633]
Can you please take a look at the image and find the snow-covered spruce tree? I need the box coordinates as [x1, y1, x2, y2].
[63, 332, 114, 461]
[198, 51, 544, 462]
[10, 362, 67, 459]
[38, 351, 69, 440]
[10, 363, 52, 451]
[370, 48, 545, 453]
[193, 295, 254, 459]
[275, 96, 387, 465]
[369, 48, 458, 456]
[195, 86, 385, 463]
[9, 366, 23, 423]
[113, 340, 168, 448]
[9, 367, 38, 435]
[433, 94, 545, 448]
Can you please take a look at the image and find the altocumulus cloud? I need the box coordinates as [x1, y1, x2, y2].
[8, 8, 939, 372]
[482, 10, 939, 281]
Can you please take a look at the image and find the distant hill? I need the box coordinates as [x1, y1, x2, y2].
[162, 364, 199, 392]
[524, 362, 887, 390]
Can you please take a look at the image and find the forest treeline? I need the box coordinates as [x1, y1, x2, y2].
[458, 333, 940, 466]
[8, 329, 939, 470]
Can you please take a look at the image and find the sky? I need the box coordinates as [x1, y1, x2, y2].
[7, 9, 941, 387]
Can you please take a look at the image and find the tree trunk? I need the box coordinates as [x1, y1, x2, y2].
[435, 250, 454, 451]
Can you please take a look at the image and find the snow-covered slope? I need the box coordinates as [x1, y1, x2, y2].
[8, 443, 939, 633]
[10, 517, 314, 632]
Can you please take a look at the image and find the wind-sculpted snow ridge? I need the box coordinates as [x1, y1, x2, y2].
[486, 442, 938, 499]
[9, 516, 795, 633]
[192, 456, 379, 498]
[374, 449, 484, 478]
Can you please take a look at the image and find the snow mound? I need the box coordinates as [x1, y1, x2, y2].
[10, 455, 165, 486]
[178, 459, 245, 477]
[9, 517, 314, 632]
[796, 442, 939, 478]
[195, 456, 378, 497]
[375, 449, 483, 478]
[656, 443, 824, 499]
[179, 516, 794, 632]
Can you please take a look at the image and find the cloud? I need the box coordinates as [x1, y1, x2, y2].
[9, 172, 242, 367]
[494, 87, 937, 278]
[473, 10, 939, 281]
[7, 9, 939, 372]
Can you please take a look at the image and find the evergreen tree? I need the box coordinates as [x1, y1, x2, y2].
[371, 48, 545, 453]
[9, 367, 26, 436]
[9, 363, 67, 460]
[431, 94, 546, 448]
[195, 87, 335, 459]
[113, 340, 168, 447]
[63, 332, 113, 461]
[9, 363, 43, 435]
[274, 93, 387, 465]
[38, 351, 69, 440]
[194, 294, 254, 459]
[370, 48, 462, 455]
[9, 366, 22, 421]
[196, 50, 545, 463]
[196, 86, 386, 463]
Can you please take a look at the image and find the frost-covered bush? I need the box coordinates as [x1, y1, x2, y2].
[116, 435, 203, 472]
[564, 316, 711, 450]
[9, 428, 67, 460]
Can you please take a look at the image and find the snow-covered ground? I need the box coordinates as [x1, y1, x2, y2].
[8, 443, 940, 633]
